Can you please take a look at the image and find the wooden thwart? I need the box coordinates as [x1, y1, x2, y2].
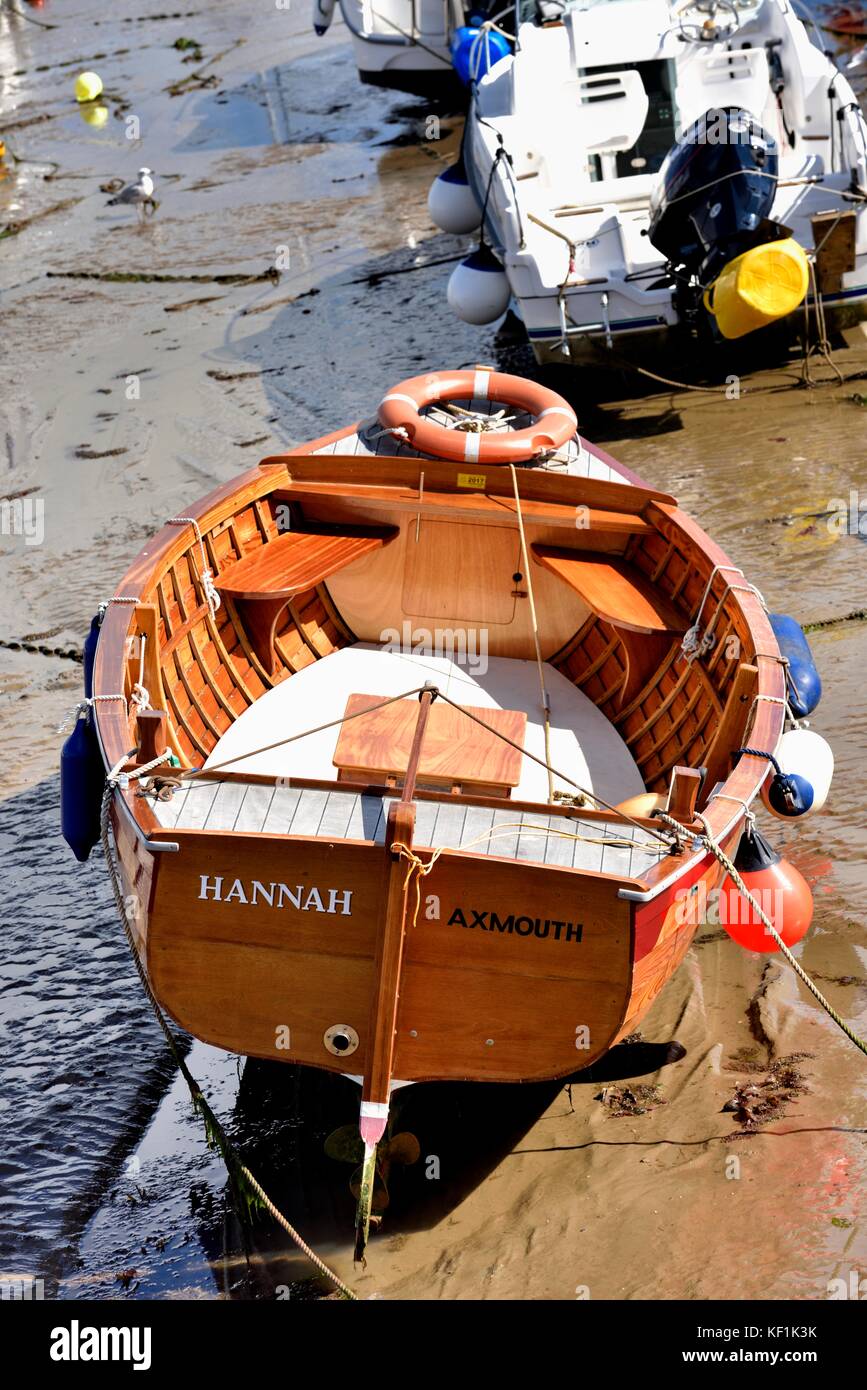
[216, 525, 397, 674]
[532, 547, 687, 635]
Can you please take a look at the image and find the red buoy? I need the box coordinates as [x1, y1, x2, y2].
[718, 828, 813, 954]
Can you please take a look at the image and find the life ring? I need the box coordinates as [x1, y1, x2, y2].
[377, 368, 578, 464]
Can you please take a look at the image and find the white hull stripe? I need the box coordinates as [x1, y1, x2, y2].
[380, 393, 420, 411]
[360, 1100, 390, 1120]
[472, 368, 492, 399]
[464, 432, 481, 461]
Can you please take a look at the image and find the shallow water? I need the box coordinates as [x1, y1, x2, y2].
[1, 0, 866, 1301]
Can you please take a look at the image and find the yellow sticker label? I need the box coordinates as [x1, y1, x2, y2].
[457, 473, 486, 489]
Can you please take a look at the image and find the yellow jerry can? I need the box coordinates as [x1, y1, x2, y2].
[703, 238, 810, 339]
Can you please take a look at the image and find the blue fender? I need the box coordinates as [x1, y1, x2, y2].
[61, 709, 105, 862]
[83, 612, 101, 700]
[769, 613, 821, 718]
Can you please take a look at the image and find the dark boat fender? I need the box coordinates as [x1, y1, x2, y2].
[82, 611, 102, 700]
[769, 613, 821, 718]
[61, 707, 106, 862]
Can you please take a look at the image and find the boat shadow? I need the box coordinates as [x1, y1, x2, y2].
[220, 1039, 685, 1294]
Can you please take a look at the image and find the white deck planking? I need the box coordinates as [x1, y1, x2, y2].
[314, 406, 622, 483]
[148, 779, 667, 880]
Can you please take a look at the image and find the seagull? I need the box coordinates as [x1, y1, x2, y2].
[106, 167, 156, 220]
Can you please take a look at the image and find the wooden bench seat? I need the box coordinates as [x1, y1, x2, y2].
[217, 525, 397, 674]
[532, 546, 687, 635]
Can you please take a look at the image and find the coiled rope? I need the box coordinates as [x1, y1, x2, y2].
[655, 810, 867, 1058]
[99, 770, 358, 1300]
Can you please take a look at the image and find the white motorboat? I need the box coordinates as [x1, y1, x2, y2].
[432, 0, 867, 361]
[312, 0, 468, 93]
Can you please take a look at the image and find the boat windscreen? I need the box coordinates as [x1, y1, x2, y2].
[582, 58, 677, 179]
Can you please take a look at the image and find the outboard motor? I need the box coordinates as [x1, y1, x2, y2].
[648, 107, 782, 285]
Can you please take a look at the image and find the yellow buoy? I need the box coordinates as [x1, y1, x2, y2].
[79, 104, 109, 130]
[703, 238, 810, 339]
[74, 71, 104, 103]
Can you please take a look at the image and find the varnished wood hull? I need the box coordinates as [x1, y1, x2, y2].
[110, 808, 736, 1085]
[95, 411, 784, 1089]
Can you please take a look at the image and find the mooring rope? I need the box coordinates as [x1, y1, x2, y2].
[801, 259, 845, 387]
[654, 811, 867, 1058]
[0, 637, 83, 663]
[509, 464, 555, 803]
[99, 774, 358, 1300]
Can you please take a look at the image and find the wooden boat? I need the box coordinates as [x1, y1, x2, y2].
[85, 368, 784, 1233]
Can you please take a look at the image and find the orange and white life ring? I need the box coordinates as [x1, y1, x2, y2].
[377, 368, 578, 464]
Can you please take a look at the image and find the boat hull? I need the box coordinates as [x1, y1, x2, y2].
[341, 0, 459, 97]
[111, 808, 739, 1085]
[141, 828, 634, 1083]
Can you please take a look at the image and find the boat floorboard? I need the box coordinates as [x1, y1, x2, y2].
[149, 780, 667, 878]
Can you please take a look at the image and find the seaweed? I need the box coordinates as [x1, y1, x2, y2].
[597, 1083, 667, 1118]
[722, 1053, 813, 1132]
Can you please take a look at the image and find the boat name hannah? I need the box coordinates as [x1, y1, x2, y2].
[198, 876, 353, 915]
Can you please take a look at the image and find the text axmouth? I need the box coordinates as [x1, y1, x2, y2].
[448, 908, 583, 942]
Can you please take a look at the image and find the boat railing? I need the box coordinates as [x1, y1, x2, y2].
[113, 780, 179, 854]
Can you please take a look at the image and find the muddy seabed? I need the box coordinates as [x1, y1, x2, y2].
[1, 0, 866, 1302]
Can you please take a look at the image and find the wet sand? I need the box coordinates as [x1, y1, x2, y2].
[1, 0, 866, 1301]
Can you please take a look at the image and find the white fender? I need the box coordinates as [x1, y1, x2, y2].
[313, 0, 336, 36]
[762, 727, 834, 818]
[428, 165, 481, 235]
[447, 248, 511, 325]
